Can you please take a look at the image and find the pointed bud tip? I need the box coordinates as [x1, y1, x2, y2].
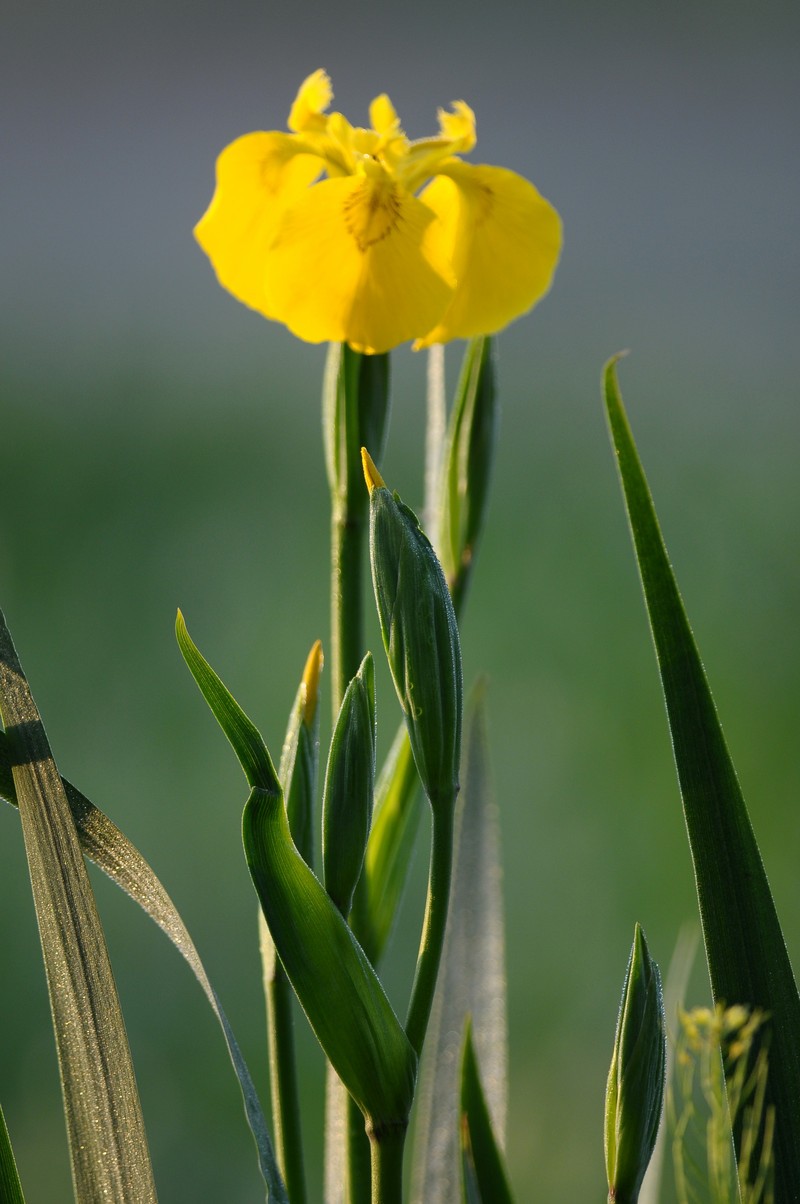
[361, 447, 386, 493]
[302, 639, 324, 729]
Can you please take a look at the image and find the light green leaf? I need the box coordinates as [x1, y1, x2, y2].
[412, 686, 507, 1204]
[0, 609, 157, 1203]
[604, 357, 800, 1197]
[459, 1020, 514, 1204]
[0, 1102, 25, 1204]
[350, 727, 421, 966]
[440, 336, 497, 612]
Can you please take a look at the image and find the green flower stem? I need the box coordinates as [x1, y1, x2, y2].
[334, 488, 375, 1203]
[369, 1125, 406, 1204]
[331, 499, 367, 710]
[324, 344, 390, 1204]
[265, 959, 306, 1204]
[404, 799, 457, 1059]
[347, 1104, 373, 1204]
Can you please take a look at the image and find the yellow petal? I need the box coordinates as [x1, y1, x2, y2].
[194, 132, 322, 318]
[416, 161, 562, 346]
[437, 101, 476, 153]
[369, 93, 401, 137]
[288, 69, 333, 133]
[398, 102, 477, 192]
[262, 174, 455, 353]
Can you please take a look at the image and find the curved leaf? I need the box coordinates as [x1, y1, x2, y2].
[0, 610, 157, 1203]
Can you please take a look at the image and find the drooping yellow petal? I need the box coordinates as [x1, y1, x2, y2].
[416, 161, 562, 346]
[194, 132, 322, 318]
[288, 69, 333, 133]
[261, 172, 455, 353]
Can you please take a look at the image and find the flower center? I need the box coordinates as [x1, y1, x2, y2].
[343, 177, 402, 252]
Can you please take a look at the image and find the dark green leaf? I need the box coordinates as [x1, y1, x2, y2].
[459, 1020, 514, 1204]
[0, 1102, 25, 1204]
[605, 924, 666, 1204]
[322, 653, 376, 916]
[176, 609, 280, 794]
[604, 357, 800, 1197]
[366, 460, 462, 813]
[244, 786, 417, 1132]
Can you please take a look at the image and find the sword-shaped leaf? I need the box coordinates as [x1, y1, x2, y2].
[603, 357, 800, 1198]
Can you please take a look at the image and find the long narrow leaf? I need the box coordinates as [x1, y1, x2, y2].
[0, 732, 286, 1202]
[0, 610, 157, 1203]
[412, 686, 507, 1204]
[603, 358, 800, 1199]
[0, 1102, 25, 1204]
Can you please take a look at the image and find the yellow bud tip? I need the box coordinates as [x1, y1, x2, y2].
[301, 639, 324, 728]
[361, 447, 386, 494]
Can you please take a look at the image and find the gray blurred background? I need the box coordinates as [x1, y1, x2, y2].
[2, 0, 799, 1199]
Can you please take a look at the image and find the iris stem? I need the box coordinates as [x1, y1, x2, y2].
[325, 343, 389, 1204]
[369, 1124, 406, 1204]
[346, 1102, 373, 1204]
[404, 799, 456, 1058]
[331, 503, 366, 713]
[264, 958, 307, 1204]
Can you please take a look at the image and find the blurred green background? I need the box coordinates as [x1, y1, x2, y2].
[2, 0, 799, 1199]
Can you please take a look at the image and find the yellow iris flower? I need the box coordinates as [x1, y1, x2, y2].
[195, 70, 562, 354]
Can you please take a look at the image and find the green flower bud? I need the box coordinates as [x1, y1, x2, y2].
[279, 640, 323, 866]
[605, 924, 666, 1204]
[363, 449, 462, 813]
[322, 653, 376, 916]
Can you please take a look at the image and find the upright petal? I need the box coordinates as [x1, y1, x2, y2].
[416, 161, 562, 346]
[397, 102, 477, 193]
[288, 69, 333, 133]
[194, 132, 322, 318]
[262, 173, 455, 353]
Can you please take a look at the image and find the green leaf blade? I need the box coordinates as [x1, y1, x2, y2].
[244, 788, 417, 1133]
[176, 610, 280, 794]
[459, 1020, 514, 1204]
[603, 358, 800, 1197]
[0, 1103, 25, 1204]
